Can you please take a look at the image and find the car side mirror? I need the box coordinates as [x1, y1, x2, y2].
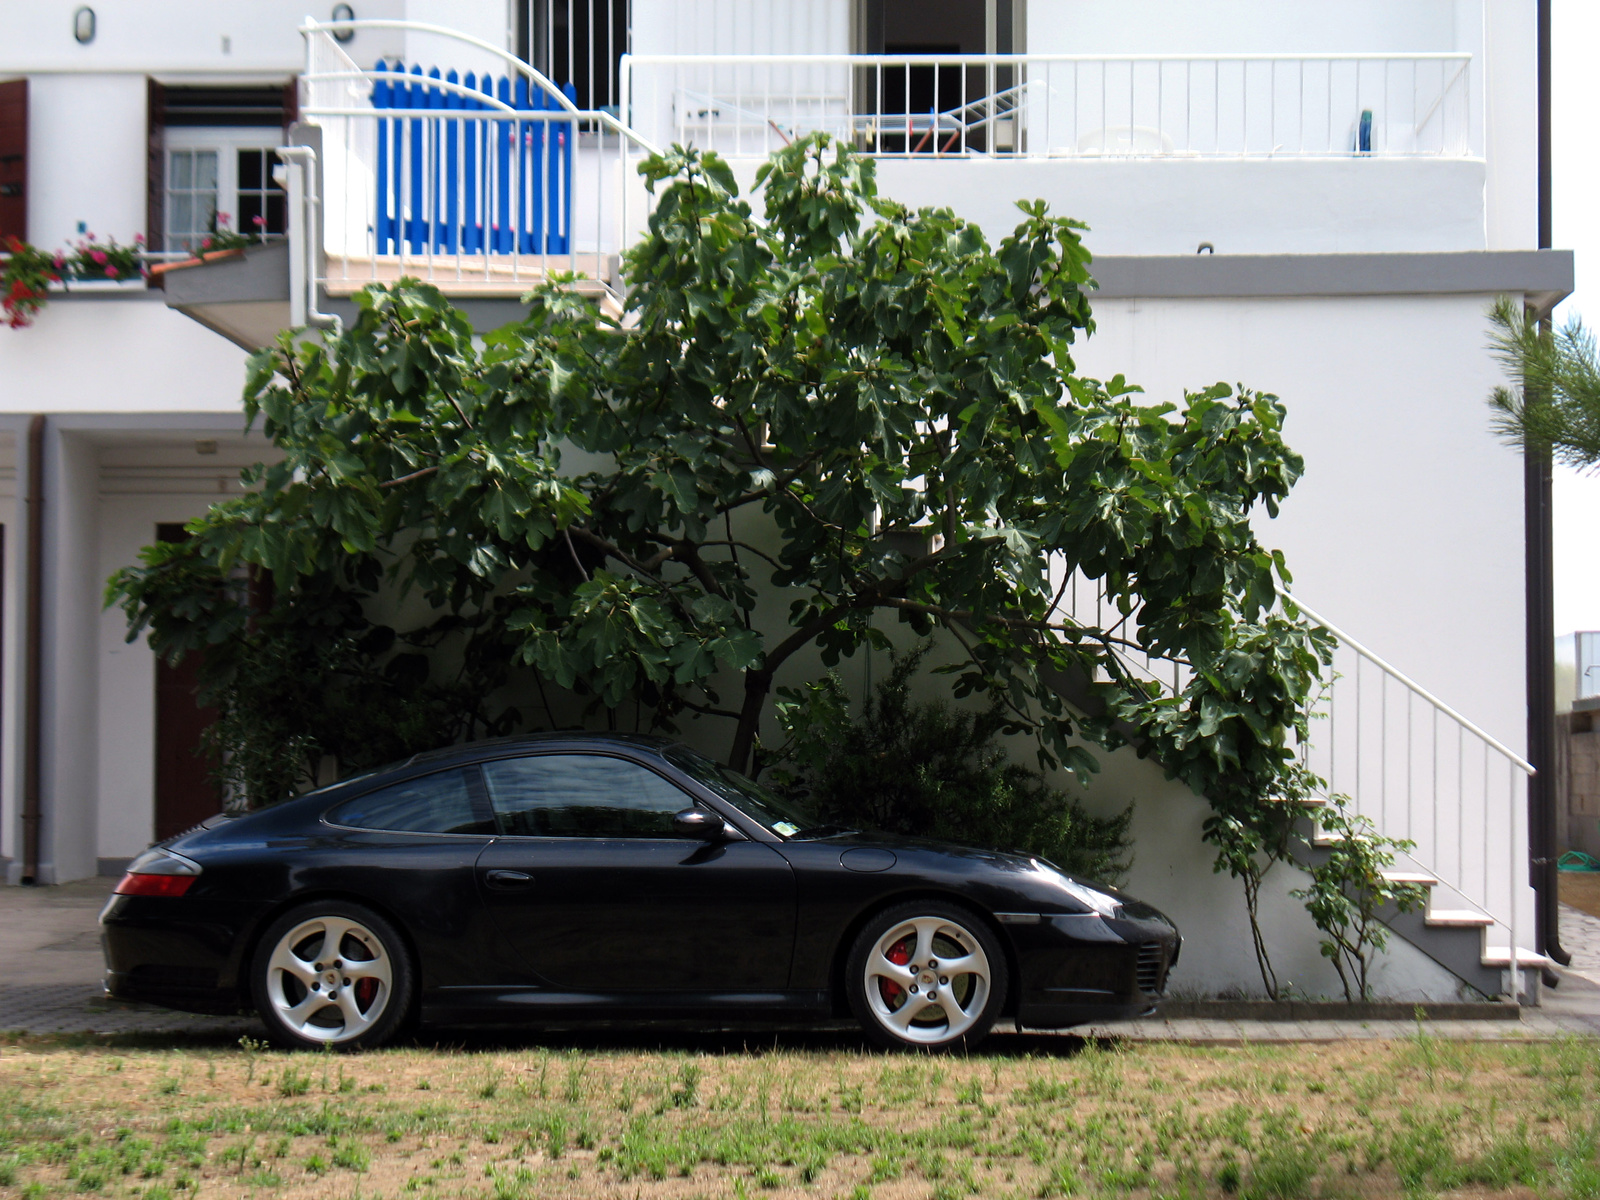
[672, 808, 728, 840]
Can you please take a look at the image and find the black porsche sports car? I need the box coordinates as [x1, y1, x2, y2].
[102, 733, 1179, 1050]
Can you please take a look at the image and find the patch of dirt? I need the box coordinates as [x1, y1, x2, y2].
[1561, 870, 1600, 920]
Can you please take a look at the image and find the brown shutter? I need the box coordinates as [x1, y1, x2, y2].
[146, 78, 166, 252]
[0, 79, 27, 242]
[282, 76, 299, 131]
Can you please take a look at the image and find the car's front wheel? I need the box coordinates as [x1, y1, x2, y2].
[250, 901, 413, 1050]
[845, 900, 1008, 1051]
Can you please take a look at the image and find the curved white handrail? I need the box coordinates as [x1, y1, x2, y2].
[303, 18, 580, 114]
[310, 70, 519, 113]
[301, 25, 663, 156]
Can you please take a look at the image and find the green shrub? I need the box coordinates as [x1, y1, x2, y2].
[767, 647, 1132, 884]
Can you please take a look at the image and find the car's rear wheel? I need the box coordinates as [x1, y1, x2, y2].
[251, 901, 412, 1050]
[845, 900, 1008, 1051]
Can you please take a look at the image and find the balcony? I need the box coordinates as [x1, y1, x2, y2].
[621, 52, 1474, 160]
[156, 22, 1489, 345]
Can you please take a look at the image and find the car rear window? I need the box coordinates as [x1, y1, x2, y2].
[325, 768, 493, 835]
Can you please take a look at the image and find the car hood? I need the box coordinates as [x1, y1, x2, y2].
[788, 828, 1167, 922]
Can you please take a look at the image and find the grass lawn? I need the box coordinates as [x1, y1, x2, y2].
[1, 1029, 1598, 1200]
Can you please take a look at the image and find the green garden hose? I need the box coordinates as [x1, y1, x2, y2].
[1558, 850, 1600, 871]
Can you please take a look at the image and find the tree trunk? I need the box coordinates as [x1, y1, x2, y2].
[727, 668, 773, 774]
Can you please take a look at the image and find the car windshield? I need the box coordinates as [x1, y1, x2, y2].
[664, 746, 838, 839]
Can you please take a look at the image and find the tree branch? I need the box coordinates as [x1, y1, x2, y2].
[379, 465, 440, 489]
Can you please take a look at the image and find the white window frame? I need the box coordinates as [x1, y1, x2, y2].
[164, 127, 287, 252]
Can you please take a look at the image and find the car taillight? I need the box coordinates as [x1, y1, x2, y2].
[113, 847, 202, 896]
[114, 872, 196, 897]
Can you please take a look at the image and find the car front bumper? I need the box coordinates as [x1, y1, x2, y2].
[1001, 909, 1181, 1029]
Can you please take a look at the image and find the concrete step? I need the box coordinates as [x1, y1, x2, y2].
[1424, 909, 1495, 928]
[1296, 824, 1536, 1003]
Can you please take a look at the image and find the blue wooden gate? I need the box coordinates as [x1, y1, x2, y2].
[371, 62, 576, 257]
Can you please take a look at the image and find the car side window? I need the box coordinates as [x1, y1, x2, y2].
[326, 768, 493, 835]
[481, 754, 693, 838]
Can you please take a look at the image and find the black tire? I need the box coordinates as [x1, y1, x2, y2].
[250, 900, 414, 1051]
[845, 899, 1008, 1052]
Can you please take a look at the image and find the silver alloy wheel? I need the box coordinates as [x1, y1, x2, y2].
[264, 915, 393, 1044]
[862, 915, 992, 1045]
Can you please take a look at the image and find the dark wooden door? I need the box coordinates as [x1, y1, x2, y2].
[154, 524, 222, 839]
[0, 79, 26, 241]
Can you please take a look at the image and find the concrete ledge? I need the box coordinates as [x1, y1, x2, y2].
[1158, 999, 1520, 1021]
[1091, 250, 1575, 313]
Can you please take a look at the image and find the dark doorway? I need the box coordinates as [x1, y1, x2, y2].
[153, 523, 222, 839]
[855, 0, 1021, 154]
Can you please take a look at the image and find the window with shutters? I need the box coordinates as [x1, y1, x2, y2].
[155, 85, 291, 253]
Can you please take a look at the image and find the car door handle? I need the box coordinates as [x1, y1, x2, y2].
[484, 869, 534, 890]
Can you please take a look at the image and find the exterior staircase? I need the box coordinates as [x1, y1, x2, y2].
[1052, 566, 1547, 1003]
[1298, 817, 1545, 1003]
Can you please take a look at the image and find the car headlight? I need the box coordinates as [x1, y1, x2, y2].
[1058, 876, 1122, 918]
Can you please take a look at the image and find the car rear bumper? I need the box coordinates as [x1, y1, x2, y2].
[100, 893, 260, 1015]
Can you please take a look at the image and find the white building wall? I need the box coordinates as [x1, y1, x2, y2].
[95, 438, 272, 861]
[1075, 293, 1527, 755]
[1482, 0, 1539, 250]
[0, 0, 404, 74]
[1027, 2, 1462, 55]
[873, 158, 1488, 255]
[37, 429, 101, 883]
[631, 0, 850, 57]
[0, 300, 250, 412]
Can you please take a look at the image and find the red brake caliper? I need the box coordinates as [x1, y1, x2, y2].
[355, 977, 379, 1010]
[880, 937, 912, 1005]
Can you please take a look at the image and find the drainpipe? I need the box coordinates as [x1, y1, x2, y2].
[1529, 0, 1572, 975]
[20, 415, 44, 885]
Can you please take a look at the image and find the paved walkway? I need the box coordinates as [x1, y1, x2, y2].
[2, 880, 1598, 1042]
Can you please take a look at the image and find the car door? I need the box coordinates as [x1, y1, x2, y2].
[473, 751, 797, 993]
[318, 765, 507, 994]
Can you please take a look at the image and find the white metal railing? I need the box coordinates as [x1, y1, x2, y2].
[299, 18, 661, 298]
[1286, 595, 1533, 1001]
[622, 52, 1473, 161]
[1049, 564, 1532, 999]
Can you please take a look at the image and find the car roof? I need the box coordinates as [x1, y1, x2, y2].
[399, 730, 679, 769]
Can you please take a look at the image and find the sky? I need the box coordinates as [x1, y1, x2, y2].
[1551, 0, 1600, 634]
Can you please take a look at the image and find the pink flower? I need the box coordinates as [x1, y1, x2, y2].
[217, 213, 232, 228]
[90, 249, 107, 265]
[200, 237, 213, 251]
[85, 232, 96, 241]
[105, 265, 119, 278]
[51, 254, 65, 270]
[133, 232, 145, 244]
[251, 215, 266, 227]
